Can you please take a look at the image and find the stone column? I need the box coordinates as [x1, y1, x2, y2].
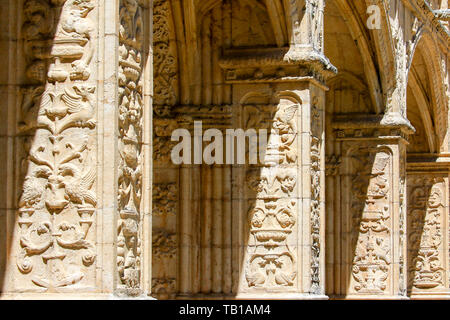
[231, 81, 329, 299]
[406, 158, 450, 299]
[332, 118, 411, 299]
[216, 0, 335, 299]
[0, 0, 152, 299]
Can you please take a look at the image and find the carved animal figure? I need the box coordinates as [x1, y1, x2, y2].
[246, 270, 265, 287]
[273, 103, 297, 136]
[373, 238, 391, 265]
[60, 163, 97, 207]
[275, 270, 296, 286]
[19, 173, 46, 208]
[58, 0, 95, 79]
[57, 85, 96, 133]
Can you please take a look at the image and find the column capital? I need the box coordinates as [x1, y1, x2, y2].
[332, 113, 415, 142]
[219, 47, 336, 87]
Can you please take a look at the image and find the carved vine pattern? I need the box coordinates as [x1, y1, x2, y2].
[408, 177, 444, 291]
[17, 0, 97, 289]
[244, 98, 298, 290]
[153, 0, 178, 164]
[310, 97, 321, 293]
[350, 147, 392, 294]
[117, 0, 144, 292]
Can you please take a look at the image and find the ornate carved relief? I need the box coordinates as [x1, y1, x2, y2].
[398, 146, 407, 296]
[310, 97, 322, 293]
[308, 0, 325, 51]
[117, 0, 144, 293]
[245, 168, 297, 288]
[244, 97, 299, 290]
[152, 278, 176, 299]
[153, 183, 177, 217]
[388, 16, 408, 116]
[152, 230, 177, 260]
[153, 0, 178, 106]
[408, 177, 445, 291]
[349, 147, 392, 294]
[153, 0, 178, 165]
[17, 0, 97, 290]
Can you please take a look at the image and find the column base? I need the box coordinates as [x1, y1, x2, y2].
[409, 292, 450, 300]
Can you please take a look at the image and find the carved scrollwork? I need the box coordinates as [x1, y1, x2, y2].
[117, 0, 144, 293]
[17, 0, 97, 290]
[310, 96, 322, 293]
[408, 177, 445, 291]
[153, 183, 177, 216]
[349, 147, 392, 294]
[153, 0, 177, 106]
[243, 96, 300, 291]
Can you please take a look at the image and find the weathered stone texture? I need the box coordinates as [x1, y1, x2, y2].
[0, 0, 448, 300]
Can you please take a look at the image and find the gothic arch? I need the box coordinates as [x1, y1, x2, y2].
[407, 32, 448, 153]
[330, 0, 385, 114]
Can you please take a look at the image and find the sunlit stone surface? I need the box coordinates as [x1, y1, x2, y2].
[0, 0, 448, 300]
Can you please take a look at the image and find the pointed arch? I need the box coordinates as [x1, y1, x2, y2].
[330, 0, 385, 114]
[407, 31, 448, 152]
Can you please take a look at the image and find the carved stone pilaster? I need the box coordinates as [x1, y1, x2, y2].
[116, 0, 147, 297]
[151, 0, 179, 298]
[227, 78, 328, 299]
[14, 0, 98, 293]
[2, 0, 152, 299]
[334, 117, 410, 298]
[406, 161, 450, 299]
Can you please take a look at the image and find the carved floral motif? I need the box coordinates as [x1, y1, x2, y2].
[310, 98, 322, 293]
[408, 177, 445, 291]
[153, 183, 177, 216]
[350, 148, 392, 294]
[153, 0, 177, 106]
[17, 0, 97, 290]
[244, 98, 299, 290]
[117, 0, 144, 293]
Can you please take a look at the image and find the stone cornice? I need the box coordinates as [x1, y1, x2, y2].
[407, 153, 450, 171]
[332, 112, 415, 134]
[219, 47, 336, 87]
